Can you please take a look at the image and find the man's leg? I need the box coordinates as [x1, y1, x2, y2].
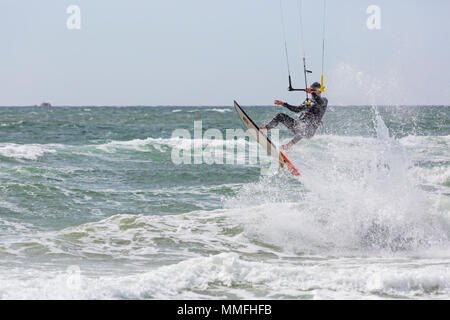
[291, 122, 315, 144]
[284, 121, 311, 149]
[264, 113, 296, 131]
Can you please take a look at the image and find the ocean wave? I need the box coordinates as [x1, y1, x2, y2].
[0, 251, 448, 299]
[0, 196, 448, 299]
[93, 134, 389, 154]
[206, 108, 232, 113]
[0, 144, 57, 160]
[2, 194, 448, 266]
[399, 135, 450, 146]
[365, 266, 450, 297]
[95, 136, 262, 154]
[171, 108, 232, 113]
[1, 133, 446, 162]
[411, 166, 450, 187]
[90, 133, 450, 163]
[0, 216, 33, 234]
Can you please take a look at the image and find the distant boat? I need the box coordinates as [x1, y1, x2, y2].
[40, 102, 52, 107]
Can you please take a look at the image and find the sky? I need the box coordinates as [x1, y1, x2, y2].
[1, 0, 449, 106]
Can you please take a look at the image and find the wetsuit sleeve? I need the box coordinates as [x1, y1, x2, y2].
[282, 102, 307, 113]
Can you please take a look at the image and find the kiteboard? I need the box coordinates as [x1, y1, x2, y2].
[233, 100, 300, 176]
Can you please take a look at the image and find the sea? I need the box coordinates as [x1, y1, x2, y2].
[0, 105, 449, 299]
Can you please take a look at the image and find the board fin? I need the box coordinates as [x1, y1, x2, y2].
[280, 152, 301, 176]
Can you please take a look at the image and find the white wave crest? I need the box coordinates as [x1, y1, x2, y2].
[0, 144, 56, 160]
[0, 251, 448, 299]
[171, 108, 232, 114]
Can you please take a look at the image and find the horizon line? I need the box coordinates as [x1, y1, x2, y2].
[0, 104, 449, 108]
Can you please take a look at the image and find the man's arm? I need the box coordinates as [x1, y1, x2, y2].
[282, 102, 307, 113]
[274, 99, 307, 112]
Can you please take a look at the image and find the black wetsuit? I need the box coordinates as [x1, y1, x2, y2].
[265, 92, 328, 144]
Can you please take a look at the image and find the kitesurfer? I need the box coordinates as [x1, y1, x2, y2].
[260, 82, 328, 151]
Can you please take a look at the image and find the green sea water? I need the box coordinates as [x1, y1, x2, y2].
[0, 105, 449, 299]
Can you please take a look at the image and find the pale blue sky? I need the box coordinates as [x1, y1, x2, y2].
[1, 0, 449, 106]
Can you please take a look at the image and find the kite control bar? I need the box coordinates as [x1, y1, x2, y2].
[288, 75, 307, 92]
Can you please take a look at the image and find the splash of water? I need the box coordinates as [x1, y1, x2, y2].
[227, 113, 449, 254]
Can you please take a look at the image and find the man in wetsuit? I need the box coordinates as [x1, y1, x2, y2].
[260, 82, 328, 151]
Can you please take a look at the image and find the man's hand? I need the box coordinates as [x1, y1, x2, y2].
[305, 88, 314, 94]
[281, 141, 294, 151]
[274, 100, 284, 106]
